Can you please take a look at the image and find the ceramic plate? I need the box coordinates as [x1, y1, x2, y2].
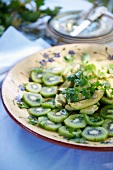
[46, 20, 113, 44]
[51, 11, 113, 38]
[2, 43, 113, 151]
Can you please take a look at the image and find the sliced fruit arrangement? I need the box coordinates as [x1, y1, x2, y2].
[28, 107, 51, 117]
[64, 114, 87, 129]
[82, 126, 108, 142]
[17, 57, 113, 143]
[40, 86, 57, 97]
[47, 109, 69, 123]
[42, 73, 63, 86]
[25, 82, 42, 93]
[31, 68, 43, 83]
[23, 92, 43, 107]
[58, 126, 82, 138]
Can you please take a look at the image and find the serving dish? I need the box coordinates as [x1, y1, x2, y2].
[2, 43, 113, 151]
[51, 11, 113, 38]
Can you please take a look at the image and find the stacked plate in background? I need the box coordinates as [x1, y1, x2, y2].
[46, 11, 113, 44]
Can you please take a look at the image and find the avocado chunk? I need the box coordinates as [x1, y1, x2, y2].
[55, 94, 66, 108]
[80, 105, 99, 115]
[69, 90, 104, 110]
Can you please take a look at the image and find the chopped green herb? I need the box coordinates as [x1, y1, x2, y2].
[17, 101, 29, 109]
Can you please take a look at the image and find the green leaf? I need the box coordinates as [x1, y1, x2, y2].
[19, 11, 41, 22]
[17, 101, 29, 109]
[28, 116, 38, 125]
[82, 88, 91, 99]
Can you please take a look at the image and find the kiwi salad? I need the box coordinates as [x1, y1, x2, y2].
[17, 56, 113, 143]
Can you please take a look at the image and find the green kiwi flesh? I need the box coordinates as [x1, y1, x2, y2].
[100, 105, 113, 119]
[40, 86, 57, 97]
[64, 114, 86, 129]
[42, 73, 63, 86]
[39, 118, 62, 131]
[82, 126, 108, 142]
[42, 99, 56, 108]
[47, 109, 69, 123]
[84, 114, 104, 126]
[26, 82, 42, 93]
[23, 92, 43, 107]
[28, 107, 51, 117]
[58, 126, 82, 138]
[102, 119, 113, 137]
[31, 70, 43, 83]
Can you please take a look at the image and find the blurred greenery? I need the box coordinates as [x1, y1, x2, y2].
[0, 0, 61, 35]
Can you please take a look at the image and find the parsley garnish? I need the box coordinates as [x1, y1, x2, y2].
[17, 101, 29, 109]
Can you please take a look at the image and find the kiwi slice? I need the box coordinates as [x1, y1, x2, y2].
[28, 107, 51, 117]
[23, 92, 43, 107]
[42, 73, 63, 86]
[39, 118, 62, 131]
[58, 126, 82, 138]
[102, 119, 113, 137]
[101, 96, 113, 105]
[45, 66, 63, 75]
[64, 114, 86, 129]
[26, 82, 42, 93]
[82, 126, 108, 142]
[40, 86, 57, 98]
[84, 114, 104, 126]
[79, 105, 99, 115]
[100, 105, 113, 119]
[42, 99, 56, 108]
[47, 109, 69, 123]
[31, 68, 43, 83]
[38, 116, 48, 122]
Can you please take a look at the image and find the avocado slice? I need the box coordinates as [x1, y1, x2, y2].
[80, 105, 99, 115]
[69, 90, 104, 110]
